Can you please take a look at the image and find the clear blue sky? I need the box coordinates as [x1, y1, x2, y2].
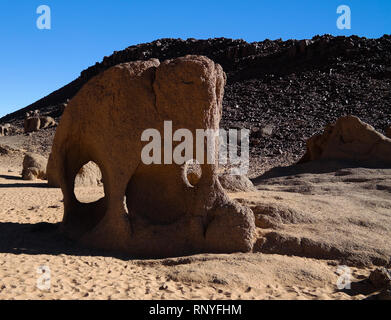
[0, 0, 390, 117]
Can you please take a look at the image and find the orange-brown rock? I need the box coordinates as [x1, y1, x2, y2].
[47, 55, 255, 257]
[22, 153, 47, 180]
[24, 117, 40, 133]
[299, 116, 391, 166]
[40, 116, 56, 129]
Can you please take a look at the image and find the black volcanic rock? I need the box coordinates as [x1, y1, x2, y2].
[1, 35, 390, 161]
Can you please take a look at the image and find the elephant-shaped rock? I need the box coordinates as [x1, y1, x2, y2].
[47, 55, 255, 257]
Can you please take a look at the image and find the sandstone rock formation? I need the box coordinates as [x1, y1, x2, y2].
[22, 153, 48, 180]
[40, 116, 56, 129]
[218, 174, 256, 192]
[0, 124, 11, 136]
[74, 161, 102, 187]
[23, 110, 56, 133]
[299, 116, 391, 166]
[47, 55, 255, 257]
[24, 111, 41, 133]
[237, 164, 391, 267]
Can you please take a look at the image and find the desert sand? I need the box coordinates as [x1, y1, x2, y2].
[0, 138, 389, 300]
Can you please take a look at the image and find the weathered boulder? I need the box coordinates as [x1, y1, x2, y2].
[47, 55, 255, 257]
[48, 161, 103, 187]
[299, 116, 391, 166]
[24, 112, 41, 133]
[0, 124, 11, 136]
[22, 153, 47, 180]
[40, 116, 56, 129]
[219, 174, 256, 192]
[369, 267, 391, 289]
[74, 161, 102, 187]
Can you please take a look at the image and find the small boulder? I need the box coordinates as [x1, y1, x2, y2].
[24, 116, 41, 133]
[369, 267, 391, 289]
[74, 161, 102, 187]
[47, 160, 102, 187]
[22, 153, 48, 180]
[219, 174, 256, 192]
[0, 124, 11, 136]
[261, 124, 274, 137]
[40, 116, 56, 129]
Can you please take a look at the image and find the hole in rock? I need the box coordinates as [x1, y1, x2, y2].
[184, 159, 202, 187]
[73, 161, 104, 203]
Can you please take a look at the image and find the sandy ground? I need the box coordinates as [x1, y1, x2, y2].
[0, 150, 386, 300]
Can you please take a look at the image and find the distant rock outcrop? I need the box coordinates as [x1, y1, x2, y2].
[24, 111, 41, 133]
[0, 124, 11, 136]
[40, 116, 56, 129]
[1, 35, 390, 162]
[23, 110, 56, 133]
[299, 116, 391, 166]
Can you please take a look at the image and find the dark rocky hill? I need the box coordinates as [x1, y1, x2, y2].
[1, 35, 390, 161]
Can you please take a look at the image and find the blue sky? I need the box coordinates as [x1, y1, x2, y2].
[0, 0, 390, 117]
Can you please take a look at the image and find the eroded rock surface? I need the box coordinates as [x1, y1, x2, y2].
[22, 153, 47, 180]
[75, 161, 102, 187]
[299, 116, 391, 166]
[219, 174, 256, 192]
[47, 55, 255, 257]
[235, 161, 391, 267]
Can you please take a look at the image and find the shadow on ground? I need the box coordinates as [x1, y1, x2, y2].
[252, 159, 390, 184]
[0, 222, 132, 260]
[0, 175, 55, 188]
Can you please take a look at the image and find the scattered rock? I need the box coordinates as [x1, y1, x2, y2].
[74, 162, 103, 187]
[260, 124, 274, 137]
[24, 111, 41, 133]
[219, 174, 256, 192]
[159, 284, 168, 291]
[299, 116, 391, 166]
[40, 116, 56, 129]
[369, 267, 391, 289]
[0, 124, 11, 136]
[0, 145, 21, 155]
[250, 203, 314, 229]
[22, 153, 47, 180]
[2, 35, 391, 167]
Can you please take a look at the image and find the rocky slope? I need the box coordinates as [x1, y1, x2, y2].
[1, 35, 391, 163]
